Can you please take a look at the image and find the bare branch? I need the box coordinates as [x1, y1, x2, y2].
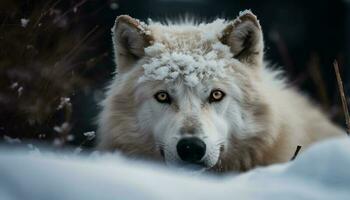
[333, 60, 350, 135]
[291, 145, 302, 161]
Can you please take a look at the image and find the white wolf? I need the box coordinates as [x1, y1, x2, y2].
[97, 10, 344, 172]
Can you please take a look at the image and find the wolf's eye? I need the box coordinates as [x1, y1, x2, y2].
[154, 91, 171, 104]
[209, 89, 225, 103]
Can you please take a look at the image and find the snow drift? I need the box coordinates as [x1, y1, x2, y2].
[0, 137, 349, 200]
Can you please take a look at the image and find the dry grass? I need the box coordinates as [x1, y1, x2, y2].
[291, 145, 302, 160]
[333, 60, 350, 135]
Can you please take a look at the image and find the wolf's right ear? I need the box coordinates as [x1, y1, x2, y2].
[112, 15, 153, 73]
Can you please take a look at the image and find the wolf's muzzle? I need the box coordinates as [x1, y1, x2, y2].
[176, 137, 206, 164]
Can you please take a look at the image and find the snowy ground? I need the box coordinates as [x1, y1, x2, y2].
[0, 137, 349, 200]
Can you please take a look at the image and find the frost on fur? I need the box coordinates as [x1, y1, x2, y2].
[136, 11, 261, 87]
[134, 18, 243, 87]
[139, 41, 237, 87]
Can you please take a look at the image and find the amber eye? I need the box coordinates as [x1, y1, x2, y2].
[154, 91, 171, 104]
[209, 89, 225, 103]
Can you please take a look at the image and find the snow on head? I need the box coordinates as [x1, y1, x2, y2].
[138, 19, 238, 87]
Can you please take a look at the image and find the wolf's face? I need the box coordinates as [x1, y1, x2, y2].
[135, 77, 244, 169]
[99, 11, 274, 171]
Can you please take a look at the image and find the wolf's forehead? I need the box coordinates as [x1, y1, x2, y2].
[138, 20, 239, 87]
[147, 18, 228, 46]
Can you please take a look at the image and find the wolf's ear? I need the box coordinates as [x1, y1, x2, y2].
[220, 11, 263, 67]
[112, 15, 153, 73]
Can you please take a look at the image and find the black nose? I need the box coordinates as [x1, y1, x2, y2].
[176, 137, 206, 163]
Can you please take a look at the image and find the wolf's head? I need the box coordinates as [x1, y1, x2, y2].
[99, 11, 278, 172]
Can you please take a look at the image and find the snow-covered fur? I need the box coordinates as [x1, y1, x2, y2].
[97, 10, 344, 172]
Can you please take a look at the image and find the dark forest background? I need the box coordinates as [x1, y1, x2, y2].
[0, 0, 349, 151]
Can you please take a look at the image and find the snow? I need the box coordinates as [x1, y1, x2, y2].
[66, 134, 74, 141]
[231, 9, 261, 31]
[198, 19, 226, 41]
[0, 137, 349, 200]
[137, 17, 241, 87]
[109, 2, 119, 10]
[17, 86, 23, 96]
[83, 131, 96, 140]
[73, 147, 83, 154]
[3, 136, 21, 144]
[20, 18, 29, 28]
[57, 97, 71, 110]
[238, 9, 254, 19]
[10, 82, 18, 89]
[53, 122, 70, 133]
[53, 138, 63, 146]
[140, 41, 236, 87]
[9, 82, 24, 97]
[27, 144, 41, 155]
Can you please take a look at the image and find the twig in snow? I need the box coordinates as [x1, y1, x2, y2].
[333, 60, 350, 135]
[291, 145, 302, 161]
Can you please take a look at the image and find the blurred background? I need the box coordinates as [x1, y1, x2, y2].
[0, 0, 349, 150]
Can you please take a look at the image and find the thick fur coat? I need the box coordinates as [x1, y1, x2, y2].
[97, 10, 344, 172]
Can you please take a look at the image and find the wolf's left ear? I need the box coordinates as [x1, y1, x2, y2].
[112, 15, 153, 73]
[220, 10, 264, 67]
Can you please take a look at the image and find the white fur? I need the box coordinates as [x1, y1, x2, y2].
[97, 11, 344, 172]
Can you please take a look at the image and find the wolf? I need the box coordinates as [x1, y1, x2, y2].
[97, 10, 344, 172]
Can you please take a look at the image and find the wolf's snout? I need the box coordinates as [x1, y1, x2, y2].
[176, 137, 206, 163]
